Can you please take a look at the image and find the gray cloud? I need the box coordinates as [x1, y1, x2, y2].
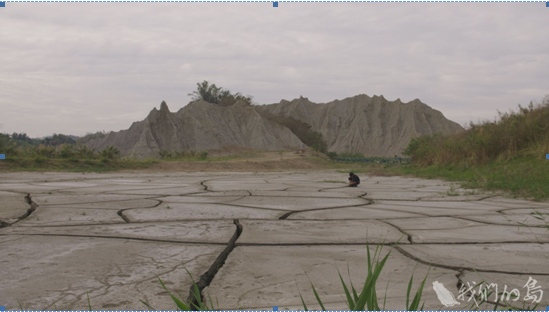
[1, 2, 548, 137]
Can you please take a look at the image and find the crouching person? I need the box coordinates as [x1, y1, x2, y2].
[348, 172, 360, 187]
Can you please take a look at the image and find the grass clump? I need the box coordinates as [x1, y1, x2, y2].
[142, 273, 217, 311]
[301, 244, 427, 311]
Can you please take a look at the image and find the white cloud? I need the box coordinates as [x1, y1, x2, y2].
[0, 2, 548, 137]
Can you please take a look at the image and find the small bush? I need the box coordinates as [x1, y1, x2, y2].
[327, 152, 338, 160]
[58, 144, 76, 159]
[0, 133, 16, 155]
[75, 145, 96, 159]
[159, 150, 173, 159]
[33, 155, 46, 165]
[100, 146, 120, 160]
[36, 145, 56, 158]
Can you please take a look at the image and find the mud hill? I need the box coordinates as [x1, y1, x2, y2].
[258, 94, 464, 156]
[86, 95, 463, 158]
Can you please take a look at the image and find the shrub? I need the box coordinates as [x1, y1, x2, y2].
[159, 150, 173, 159]
[188, 80, 253, 106]
[0, 133, 16, 155]
[100, 146, 120, 160]
[36, 145, 56, 158]
[327, 152, 339, 160]
[75, 145, 96, 159]
[58, 144, 76, 159]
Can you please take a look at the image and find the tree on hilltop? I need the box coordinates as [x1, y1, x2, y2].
[188, 80, 253, 106]
[42, 133, 76, 146]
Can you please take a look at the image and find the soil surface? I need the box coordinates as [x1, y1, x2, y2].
[1, 167, 548, 310]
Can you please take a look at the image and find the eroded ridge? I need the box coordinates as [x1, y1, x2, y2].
[0, 171, 548, 310]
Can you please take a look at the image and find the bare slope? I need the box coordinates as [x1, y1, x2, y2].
[257, 94, 464, 156]
[87, 100, 303, 158]
[87, 95, 463, 158]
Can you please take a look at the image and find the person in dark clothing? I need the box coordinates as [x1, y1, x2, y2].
[348, 172, 360, 187]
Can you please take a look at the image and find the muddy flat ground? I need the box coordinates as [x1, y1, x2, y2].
[1, 169, 548, 310]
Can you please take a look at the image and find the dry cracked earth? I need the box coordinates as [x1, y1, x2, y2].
[0, 171, 548, 310]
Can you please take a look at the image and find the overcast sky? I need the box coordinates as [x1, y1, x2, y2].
[1, 2, 548, 137]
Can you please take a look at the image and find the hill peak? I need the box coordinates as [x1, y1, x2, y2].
[160, 101, 169, 112]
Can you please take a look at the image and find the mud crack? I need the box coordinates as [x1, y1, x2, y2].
[0, 194, 39, 228]
[278, 199, 374, 220]
[186, 219, 243, 308]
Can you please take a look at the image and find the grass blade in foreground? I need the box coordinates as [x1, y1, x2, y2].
[301, 244, 427, 311]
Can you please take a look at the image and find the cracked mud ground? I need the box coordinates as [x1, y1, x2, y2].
[1, 171, 548, 310]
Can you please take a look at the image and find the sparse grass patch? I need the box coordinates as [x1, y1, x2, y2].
[142, 274, 217, 311]
[354, 155, 547, 201]
[389, 157, 549, 201]
[301, 244, 428, 311]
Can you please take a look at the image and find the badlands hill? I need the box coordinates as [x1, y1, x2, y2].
[258, 94, 464, 156]
[86, 94, 464, 158]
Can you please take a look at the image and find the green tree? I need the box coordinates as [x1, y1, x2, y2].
[0, 133, 16, 155]
[42, 133, 76, 146]
[189, 80, 221, 104]
[10, 132, 38, 146]
[188, 80, 253, 106]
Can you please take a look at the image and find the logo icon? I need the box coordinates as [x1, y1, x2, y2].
[433, 281, 460, 307]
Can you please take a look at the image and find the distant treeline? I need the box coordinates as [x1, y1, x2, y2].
[0, 131, 119, 160]
[4, 132, 77, 147]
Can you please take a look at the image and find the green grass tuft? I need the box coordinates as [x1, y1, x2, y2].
[301, 244, 427, 311]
